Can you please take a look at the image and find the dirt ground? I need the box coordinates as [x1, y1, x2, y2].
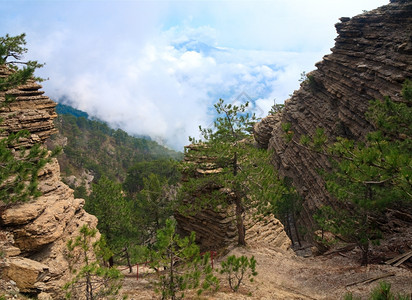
[120, 239, 412, 300]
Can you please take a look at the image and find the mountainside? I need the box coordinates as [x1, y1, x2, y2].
[254, 0, 412, 237]
[47, 103, 182, 193]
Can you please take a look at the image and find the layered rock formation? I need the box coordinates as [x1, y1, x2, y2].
[254, 0, 412, 237]
[176, 144, 292, 253]
[0, 68, 97, 299]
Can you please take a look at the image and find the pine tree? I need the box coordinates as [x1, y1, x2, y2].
[179, 99, 285, 246]
[310, 80, 412, 265]
[149, 219, 219, 300]
[63, 225, 123, 300]
[136, 173, 175, 244]
[85, 177, 135, 254]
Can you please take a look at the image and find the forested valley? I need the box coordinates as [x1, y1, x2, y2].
[48, 103, 183, 262]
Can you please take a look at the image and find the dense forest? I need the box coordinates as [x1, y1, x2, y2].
[48, 103, 181, 189]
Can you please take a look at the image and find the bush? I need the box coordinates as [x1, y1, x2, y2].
[343, 281, 410, 300]
[220, 255, 257, 292]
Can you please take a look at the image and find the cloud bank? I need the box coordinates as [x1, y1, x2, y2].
[0, 0, 388, 150]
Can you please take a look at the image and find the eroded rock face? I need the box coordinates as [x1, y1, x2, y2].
[0, 67, 98, 298]
[254, 0, 412, 238]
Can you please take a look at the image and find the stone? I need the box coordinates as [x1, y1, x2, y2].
[38, 292, 53, 300]
[4, 257, 49, 293]
[253, 0, 412, 243]
[0, 66, 99, 298]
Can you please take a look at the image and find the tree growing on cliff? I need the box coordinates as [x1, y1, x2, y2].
[179, 99, 285, 246]
[0, 33, 59, 205]
[307, 80, 412, 265]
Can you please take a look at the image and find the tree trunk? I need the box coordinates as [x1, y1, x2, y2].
[232, 151, 246, 246]
[86, 271, 93, 300]
[292, 213, 302, 247]
[124, 246, 132, 273]
[360, 243, 369, 266]
[169, 248, 175, 300]
[235, 196, 246, 246]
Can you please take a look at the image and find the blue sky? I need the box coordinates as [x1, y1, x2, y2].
[1, 0, 388, 150]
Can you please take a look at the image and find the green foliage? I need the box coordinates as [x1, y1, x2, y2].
[63, 225, 123, 300]
[180, 99, 283, 246]
[50, 112, 182, 186]
[83, 161, 178, 263]
[271, 176, 303, 245]
[85, 177, 135, 254]
[282, 122, 294, 143]
[0, 33, 44, 91]
[298, 71, 318, 91]
[299, 71, 308, 83]
[134, 173, 176, 245]
[219, 255, 257, 292]
[313, 80, 412, 265]
[268, 100, 284, 115]
[0, 33, 59, 205]
[0, 132, 53, 204]
[344, 281, 410, 300]
[124, 159, 180, 195]
[149, 219, 219, 299]
[56, 103, 90, 119]
[370, 281, 394, 300]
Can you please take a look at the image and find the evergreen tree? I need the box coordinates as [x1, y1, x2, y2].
[85, 177, 135, 254]
[64, 225, 123, 300]
[179, 99, 284, 246]
[149, 219, 219, 299]
[135, 173, 175, 244]
[308, 80, 412, 265]
[123, 159, 180, 195]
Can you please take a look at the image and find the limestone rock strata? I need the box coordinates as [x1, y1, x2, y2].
[0, 67, 57, 145]
[0, 68, 97, 298]
[254, 0, 412, 236]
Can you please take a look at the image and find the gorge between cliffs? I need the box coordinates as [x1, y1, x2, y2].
[1, 0, 411, 299]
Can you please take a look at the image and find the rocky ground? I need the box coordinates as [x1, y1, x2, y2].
[120, 227, 412, 300]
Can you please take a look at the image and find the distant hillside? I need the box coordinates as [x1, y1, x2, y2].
[47, 104, 182, 190]
[56, 103, 89, 119]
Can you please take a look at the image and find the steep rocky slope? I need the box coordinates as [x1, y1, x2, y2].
[254, 0, 412, 236]
[0, 69, 97, 299]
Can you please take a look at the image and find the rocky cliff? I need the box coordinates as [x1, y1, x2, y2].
[254, 0, 412, 236]
[0, 68, 97, 299]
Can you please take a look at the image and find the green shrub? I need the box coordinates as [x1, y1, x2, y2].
[343, 281, 411, 300]
[220, 255, 257, 292]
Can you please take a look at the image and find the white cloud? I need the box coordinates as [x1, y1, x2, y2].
[39, 24, 324, 150]
[0, 0, 389, 150]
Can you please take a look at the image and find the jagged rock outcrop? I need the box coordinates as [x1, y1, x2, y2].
[176, 144, 292, 252]
[254, 0, 412, 237]
[0, 68, 98, 298]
